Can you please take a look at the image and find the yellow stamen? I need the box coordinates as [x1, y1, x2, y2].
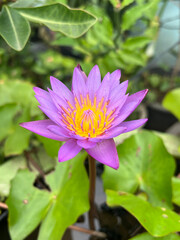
[61, 94, 113, 138]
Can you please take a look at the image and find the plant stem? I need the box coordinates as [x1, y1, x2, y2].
[88, 155, 96, 230]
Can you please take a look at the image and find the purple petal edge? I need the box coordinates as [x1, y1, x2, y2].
[86, 139, 119, 169]
[20, 120, 67, 141]
[58, 139, 82, 162]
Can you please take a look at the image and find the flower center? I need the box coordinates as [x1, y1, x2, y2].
[61, 94, 115, 138]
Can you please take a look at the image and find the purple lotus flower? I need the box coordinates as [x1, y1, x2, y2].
[20, 65, 148, 169]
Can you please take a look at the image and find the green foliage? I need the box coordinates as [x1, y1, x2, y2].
[122, 0, 160, 31]
[103, 130, 175, 209]
[0, 79, 42, 156]
[162, 88, 180, 120]
[37, 135, 61, 158]
[106, 190, 180, 237]
[16, 4, 97, 38]
[0, 156, 26, 196]
[0, 2, 97, 51]
[0, 0, 179, 239]
[172, 177, 180, 207]
[4, 107, 31, 156]
[130, 232, 180, 240]
[7, 152, 89, 240]
[154, 132, 180, 158]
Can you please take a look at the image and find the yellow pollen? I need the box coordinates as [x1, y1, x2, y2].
[61, 94, 114, 138]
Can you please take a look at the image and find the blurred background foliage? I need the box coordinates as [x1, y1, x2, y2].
[0, 0, 180, 239]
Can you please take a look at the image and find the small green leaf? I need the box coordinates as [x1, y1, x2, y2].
[117, 49, 146, 66]
[102, 131, 175, 209]
[162, 88, 180, 120]
[0, 156, 26, 196]
[122, 0, 160, 31]
[130, 232, 180, 240]
[106, 190, 180, 237]
[16, 3, 97, 38]
[123, 36, 151, 50]
[7, 170, 51, 240]
[0, 6, 30, 51]
[4, 107, 31, 156]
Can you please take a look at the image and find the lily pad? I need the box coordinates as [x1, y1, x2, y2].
[7, 151, 89, 240]
[106, 190, 180, 237]
[102, 130, 175, 209]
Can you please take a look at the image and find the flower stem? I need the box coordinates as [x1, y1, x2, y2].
[88, 155, 96, 230]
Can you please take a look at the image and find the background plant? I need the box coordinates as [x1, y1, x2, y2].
[0, 0, 180, 240]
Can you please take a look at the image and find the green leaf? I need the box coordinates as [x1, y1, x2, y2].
[154, 131, 180, 158]
[117, 49, 146, 66]
[10, 0, 67, 8]
[0, 79, 41, 117]
[38, 152, 89, 240]
[33, 147, 56, 172]
[37, 135, 61, 158]
[172, 177, 180, 207]
[4, 107, 31, 156]
[102, 130, 175, 209]
[123, 36, 151, 50]
[0, 156, 26, 196]
[7, 152, 89, 240]
[15, 3, 97, 38]
[109, 0, 121, 9]
[0, 104, 19, 142]
[106, 190, 180, 237]
[7, 169, 51, 240]
[162, 88, 180, 120]
[0, 6, 30, 51]
[122, 0, 160, 31]
[130, 232, 180, 240]
[121, 0, 134, 9]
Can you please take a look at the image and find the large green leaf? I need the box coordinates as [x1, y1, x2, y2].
[4, 107, 31, 156]
[0, 156, 26, 196]
[0, 6, 30, 51]
[130, 232, 180, 240]
[106, 190, 180, 237]
[38, 152, 89, 240]
[15, 3, 97, 38]
[7, 152, 89, 240]
[102, 131, 175, 209]
[7, 170, 51, 240]
[162, 88, 180, 120]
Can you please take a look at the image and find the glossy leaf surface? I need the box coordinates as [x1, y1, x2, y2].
[103, 131, 175, 209]
[107, 190, 180, 237]
[0, 6, 30, 50]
